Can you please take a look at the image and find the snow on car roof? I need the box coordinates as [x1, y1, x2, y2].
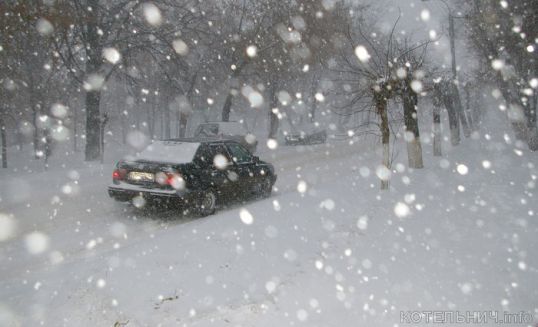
[135, 140, 200, 164]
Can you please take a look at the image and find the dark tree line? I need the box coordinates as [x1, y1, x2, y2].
[1, 0, 534, 176]
[464, 0, 537, 150]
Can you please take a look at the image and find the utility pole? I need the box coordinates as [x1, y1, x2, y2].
[448, 14, 457, 81]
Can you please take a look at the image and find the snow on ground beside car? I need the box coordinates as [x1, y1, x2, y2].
[0, 108, 537, 326]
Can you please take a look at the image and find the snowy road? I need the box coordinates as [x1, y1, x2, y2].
[1, 122, 538, 326]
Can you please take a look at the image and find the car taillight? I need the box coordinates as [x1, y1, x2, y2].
[112, 169, 126, 180]
[166, 174, 175, 185]
[166, 173, 186, 190]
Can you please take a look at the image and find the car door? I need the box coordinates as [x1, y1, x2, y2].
[225, 142, 255, 193]
[207, 143, 240, 198]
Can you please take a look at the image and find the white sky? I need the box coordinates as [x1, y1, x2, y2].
[372, 0, 472, 77]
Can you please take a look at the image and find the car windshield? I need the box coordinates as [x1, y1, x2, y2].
[227, 143, 252, 163]
[135, 141, 200, 164]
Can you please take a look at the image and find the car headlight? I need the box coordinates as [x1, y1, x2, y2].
[266, 163, 275, 175]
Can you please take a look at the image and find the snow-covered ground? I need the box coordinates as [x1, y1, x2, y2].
[1, 108, 537, 326]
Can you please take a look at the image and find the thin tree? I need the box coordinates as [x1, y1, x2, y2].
[334, 12, 431, 188]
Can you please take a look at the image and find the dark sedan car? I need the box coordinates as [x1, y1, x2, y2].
[285, 129, 327, 146]
[108, 139, 276, 216]
[194, 121, 258, 153]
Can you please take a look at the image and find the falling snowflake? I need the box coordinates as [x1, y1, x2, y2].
[456, 164, 469, 175]
[246, 45, 258, 57]
[143, 3, 163, 26]
[172, 39, 189, 55]
[239, 208, 254, 225]
[24, 232, 50, 255]
[102, 47, 121, 64]
[354, 45, 370, 63]
[420, 9, 430, 22]
[394, 202, 410, 218]
[0, 214, 16, 242]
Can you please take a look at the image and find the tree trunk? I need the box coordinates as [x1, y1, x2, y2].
[432, 85, 444, 156]
[268, 86, 279, 139]
[178, 73, 197, 136]
[30, 92, 40, 159]
[528, 95, 538, 151]
[164, 95, 171, 139]
[135, 97, 141, 130]
[99, 114, 108, 164]
[84, 0, 103, 161]
[433, 104, 442, 157]
[1, 117, 7, 168]
[310, 75, 318, 122]
[44, 130, 51, 170]
[451, 83, 471, 138]
[148, 98, 156, 139]
[16, 125, 23, 151]
[221, 93, 233, 122]
[375, 92, 390, 190]
[119, 104, 128, 145]
[85, 90, 101, 161]
[73, 101, 78, 152]
[441, 84, 461, 146]
[179, 112, 188, 138]
[403, 91, 423, 168]
[221, 65, 242, 122]
[472, 92, 483, 130]
[529, 127, 538, 151]
[464, 84, 477, 132]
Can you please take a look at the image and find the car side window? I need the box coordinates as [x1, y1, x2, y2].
[210, 144, 232, 166]
[193, 144, 212, 166]
[226, 143, 252, 164]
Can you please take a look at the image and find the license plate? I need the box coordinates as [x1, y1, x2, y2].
[128, 171, 154, 182]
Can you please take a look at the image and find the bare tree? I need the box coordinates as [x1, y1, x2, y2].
[0, 2, 67, 160]
[464, 0, 537, 150]
[334, 11, 432, 188]
[46, 0, 140, 160]
[46, 0, 209, 159]
[396, 38, 430, 169]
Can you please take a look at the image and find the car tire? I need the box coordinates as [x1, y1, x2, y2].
[254, 177, 272, 198]
[197, 190, 217, 216]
